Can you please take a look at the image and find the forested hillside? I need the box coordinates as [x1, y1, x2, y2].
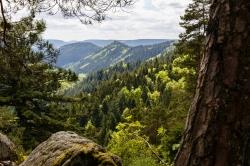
[57, 42, 100, 66]
[65, 51, 196, 165]
[1, 0, 249, 165]
[66, 41, 173, 74]
[0, 0, 205, 164]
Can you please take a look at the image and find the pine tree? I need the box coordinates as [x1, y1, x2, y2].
[0, 16, 79, 149]
[175, 0, 211, 68]
[175, 0, 250, 165]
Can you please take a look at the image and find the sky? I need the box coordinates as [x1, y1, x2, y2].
[37, 0, 191, 41]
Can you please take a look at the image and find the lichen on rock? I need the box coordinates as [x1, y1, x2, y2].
[20, 131, 122, 166]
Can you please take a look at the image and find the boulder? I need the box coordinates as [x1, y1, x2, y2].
[20, 131, 121, 166]
[0, 133, 17, 166]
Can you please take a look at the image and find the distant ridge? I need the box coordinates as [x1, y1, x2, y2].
[48, 39, 176, 48]
[48, 39, 67, 48]
[48, 39, 176, 72]
[65, 40, 174, 74]
[83, 39, 174, 47]
[47, 39, 78, 48]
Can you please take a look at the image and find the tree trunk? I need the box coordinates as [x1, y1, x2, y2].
[175, 0, 250, 165]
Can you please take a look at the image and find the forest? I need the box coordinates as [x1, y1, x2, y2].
[0, 0, 249, 166]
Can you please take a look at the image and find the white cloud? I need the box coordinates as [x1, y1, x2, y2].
[152, 0, 189, 9]
[37, 0, 191, 41]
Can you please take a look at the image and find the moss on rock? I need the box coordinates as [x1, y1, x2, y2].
[20, 131, 121, 166]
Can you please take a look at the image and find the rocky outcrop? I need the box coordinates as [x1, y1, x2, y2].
[0, 133, 17, 166]
[20, 131, 121, 166]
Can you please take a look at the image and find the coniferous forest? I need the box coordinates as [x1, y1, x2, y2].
[0, 0, 250, 165]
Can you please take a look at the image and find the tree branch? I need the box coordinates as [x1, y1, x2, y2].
[0, 0, 7, 46]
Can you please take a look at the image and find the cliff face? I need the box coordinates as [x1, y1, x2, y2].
[20, 131, 122, 166]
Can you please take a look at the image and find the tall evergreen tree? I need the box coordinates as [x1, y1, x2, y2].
[175, 0, 211, 69]
[174, 0, 211, 95]
[0, 16, 79, 149]
[175, 0, 250, 165]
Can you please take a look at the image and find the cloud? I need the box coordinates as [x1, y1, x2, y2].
[152, 0, 189, 9]
[168, 2, 186, 9]
[38, 0, 191, 41]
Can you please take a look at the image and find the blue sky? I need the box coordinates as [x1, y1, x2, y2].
[38, 0, 191, 41]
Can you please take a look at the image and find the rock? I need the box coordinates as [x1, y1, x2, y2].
[0, 133, 17, 162]
[0, 160, 16, 166]
[20, 131, 121, 166]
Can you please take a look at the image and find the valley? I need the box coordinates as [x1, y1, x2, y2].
[1, 0, 246, 165]
[54, 39, 175, 74]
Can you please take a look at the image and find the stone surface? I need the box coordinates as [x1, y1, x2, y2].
[0, 160, 16, 166]
[0, 133, 17, 162]
[20, 131, 122, 166]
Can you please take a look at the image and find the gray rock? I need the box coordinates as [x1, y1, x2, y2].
[0, 160, 16, 166]
[20, 131, 121, 166]
[0, 133, 17, 162]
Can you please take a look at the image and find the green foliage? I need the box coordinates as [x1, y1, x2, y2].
[157, 125, 184, 162]
[84, 120, 98, 139]
[0, 39, 193, 163]
[176, 0, 210, 57]
[0, 107, 16, 131]
[108, 116, 159, 166]
[0, 1, 203, 164]
[64, 50, 194, 164]
[0, 16, 79, 151]
[175, 0, 211, 78]
[0, 107, 26, 162]
[171, 54, 196, 93]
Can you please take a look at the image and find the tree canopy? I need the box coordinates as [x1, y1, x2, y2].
[0, 0, 133, 151]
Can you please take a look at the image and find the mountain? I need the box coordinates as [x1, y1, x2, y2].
[122, 42, 171, 63]
[47, 40, 69, 48]
[48, 39, 175, 48]
[82, 40, 113, 47]
[47, 39, 79, 48]
[84, 39, 173, 47]
[65, 41, 129, 73]
[57, 42, 100, 67]
[66, 40, 173, 74]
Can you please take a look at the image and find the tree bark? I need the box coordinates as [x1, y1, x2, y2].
[175, 0, 250, 165]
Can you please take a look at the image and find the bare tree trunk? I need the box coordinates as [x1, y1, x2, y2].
[175, 0, 250, 165]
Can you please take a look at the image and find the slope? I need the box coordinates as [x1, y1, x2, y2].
[57, 42, 100, 67]
[67, 41, 173, 74]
